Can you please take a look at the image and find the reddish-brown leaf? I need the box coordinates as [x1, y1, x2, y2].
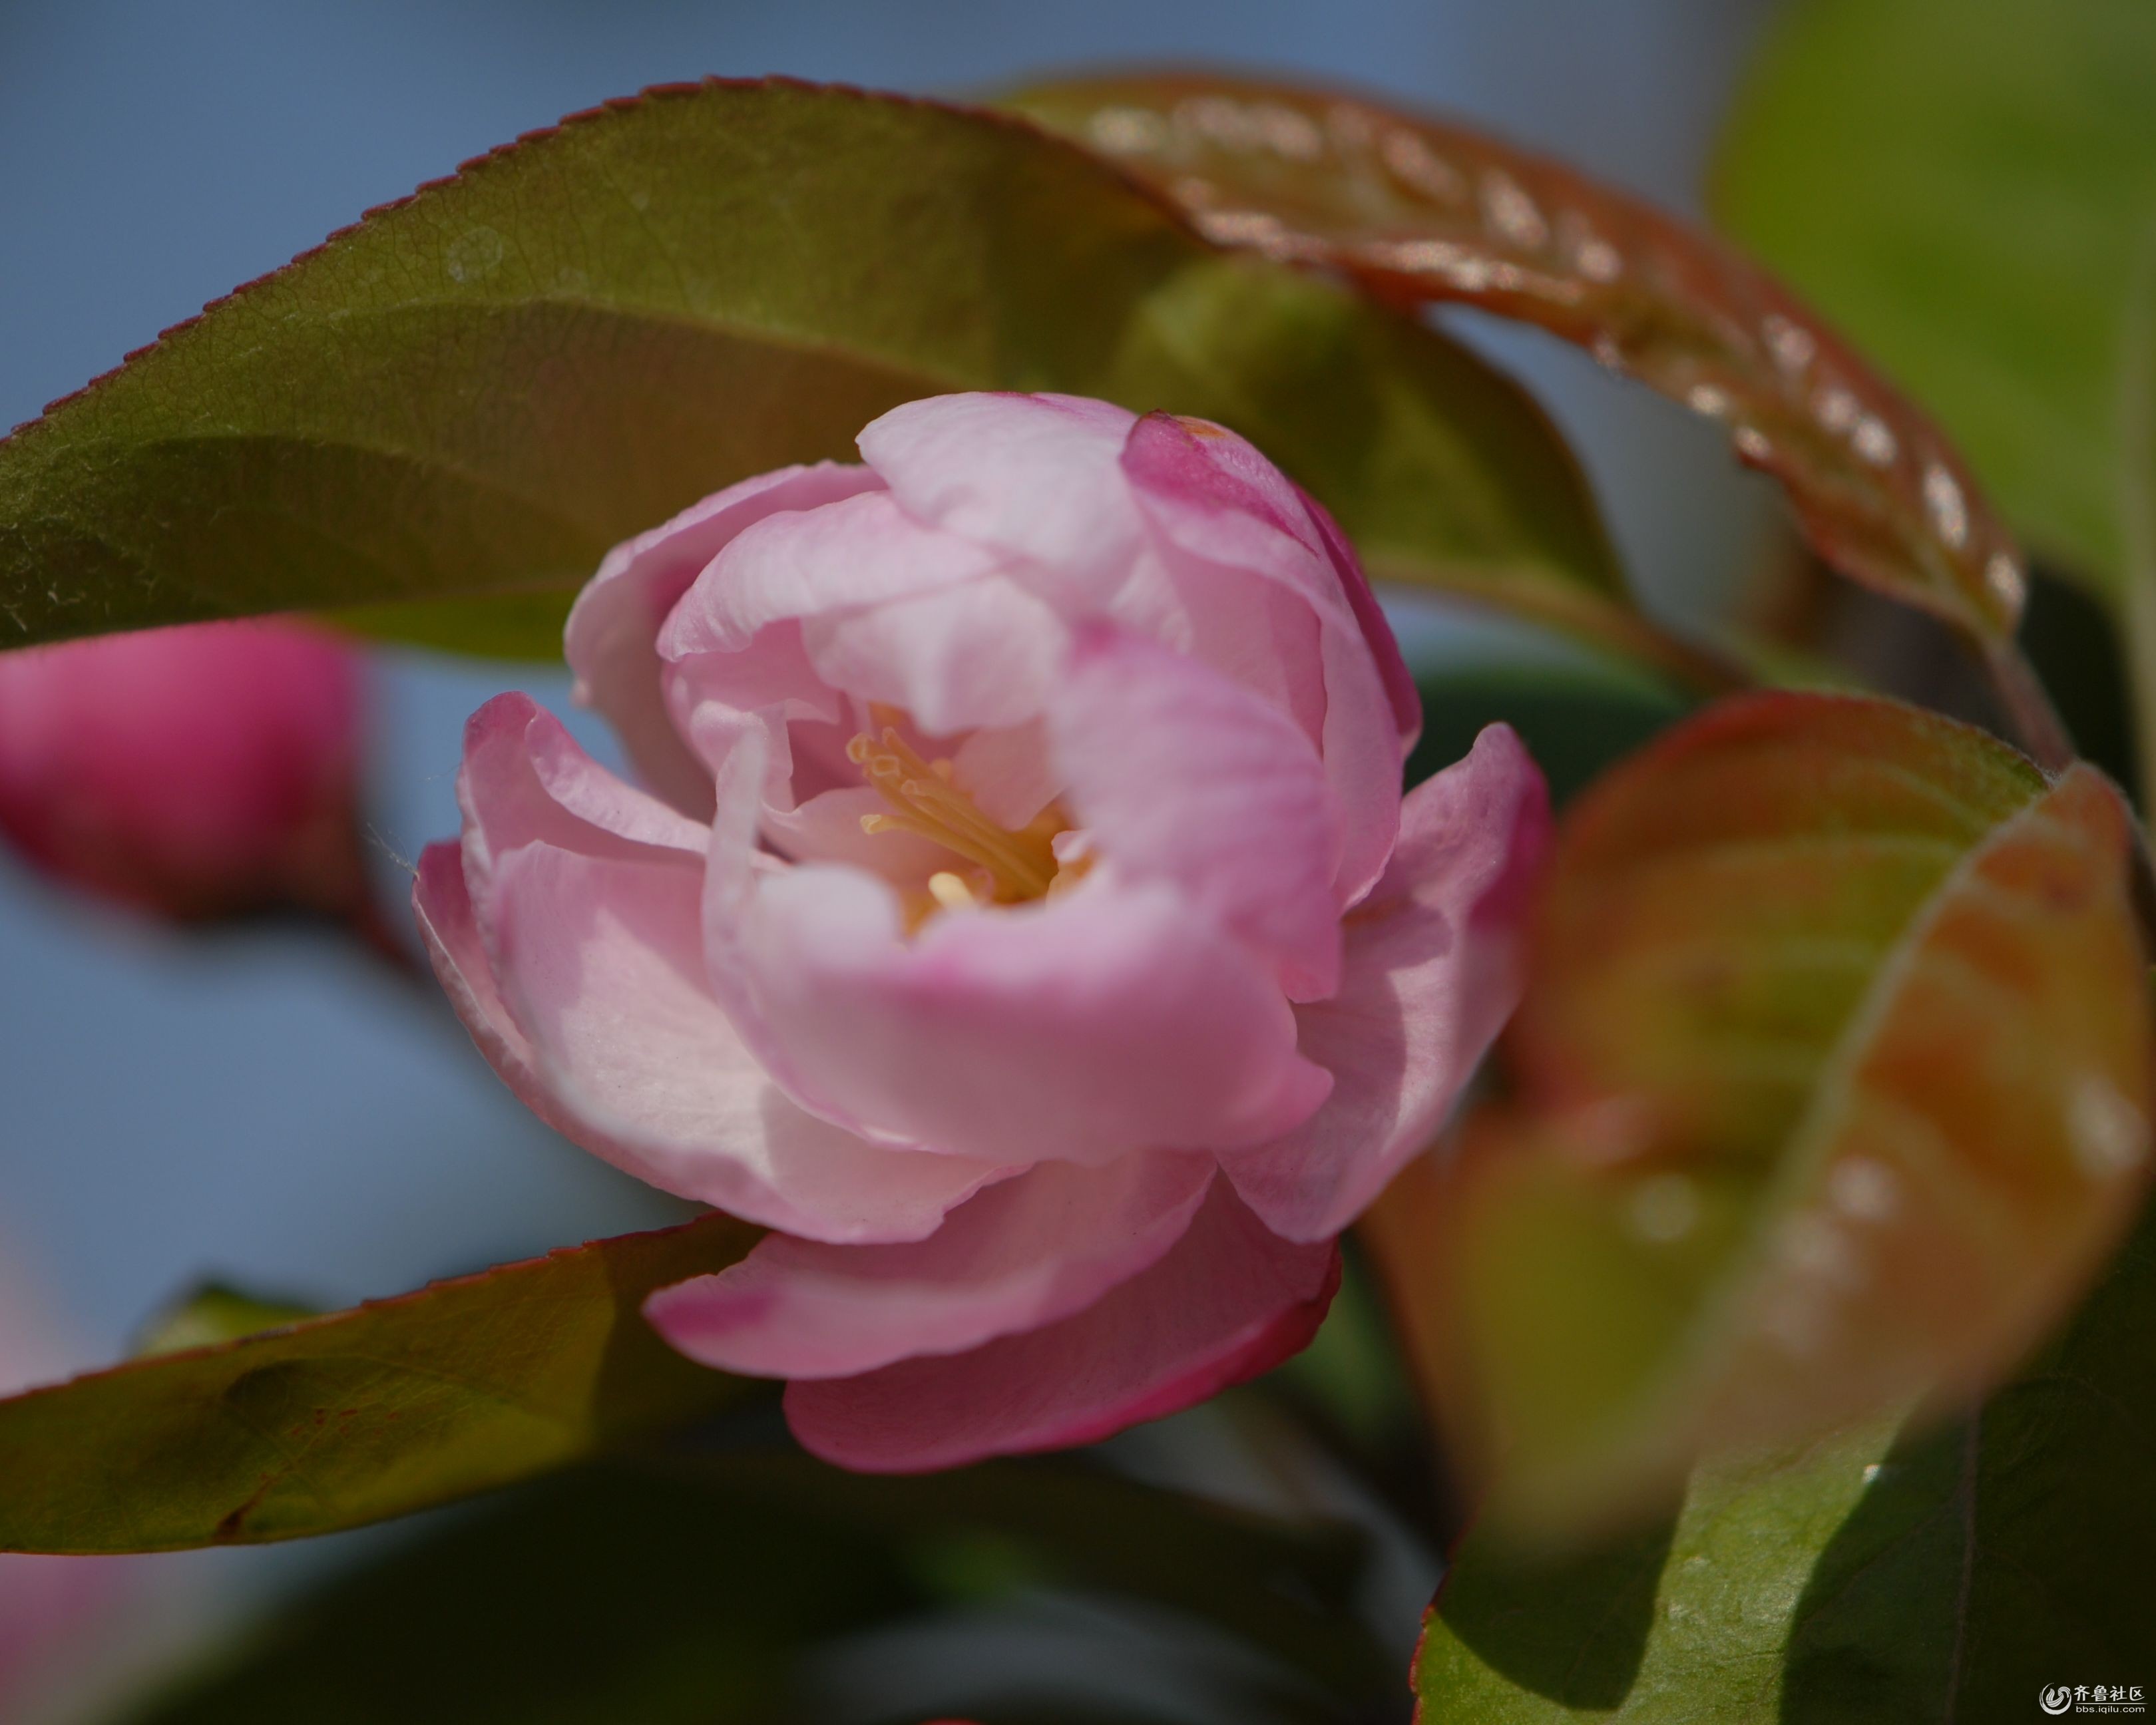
[1012, 73, 2030, 648]
[1364, 693, 2151, 1534]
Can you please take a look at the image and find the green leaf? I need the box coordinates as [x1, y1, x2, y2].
[124, 1454, 1393, 1724]
[0, 1213, 760, 1553]
[1412, 1182, 2156, 1720]
[1715, 0, 2156, 596]
[1012, 73, 2028, 649]
[1367, 692, 2153, 1533]
[0, 79, 1617, 663]
[130, 1280, 321, 1360]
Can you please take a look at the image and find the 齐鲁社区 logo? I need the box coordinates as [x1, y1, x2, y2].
[2040, 1686, 2147, 1714]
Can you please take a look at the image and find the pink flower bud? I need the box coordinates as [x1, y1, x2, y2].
[419, 394, 1550, 1471]
[0, 620, 367, 924]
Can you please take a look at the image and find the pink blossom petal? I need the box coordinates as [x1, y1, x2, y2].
[857, 394, 1145, 596]
[459, 693, 707, 865]
[454, 693, 708, 957]
[565, 463, 883, 814]
[658, 490, 998, 660]
[950, 718, 1059, 829]
[1120, 414, 1408, 904]
[1052, 628, 1343, 998]
[418, 839, 1000, 1243]
[783, 1180, 1340, 1471]
[719, 858, 1332, 1167]
[646, 1151, 1214, 1378]
[802, 575, 1067, 735]
[1300, 488, 1421, 748]
[1219, 725, 1550, 1241]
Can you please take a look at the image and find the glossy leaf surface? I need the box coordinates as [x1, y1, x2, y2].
[1013, 72, 2030, 646]
[1412, 1184, 2156, 1719]
[0, 1213, 759, 1552]
[130, 1454, 1393, 1724]
[1716, 0, 2156, 594]
[1368, 693, 2151, 1531]
[0, 79, 1616, 660]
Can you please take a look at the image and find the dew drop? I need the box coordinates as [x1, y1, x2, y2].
[2070, 1073, 2148, 1178]
[1828, 1156, 1901, 1223]
[1478, 168, 1549, 250]
[1574, 236, 1622, 284]
[1380, 129, 1466, 204]
[1733, 425, 1773, 461]
[1686, 383, 1731, 419]
[1627, 1173, 1699, 1244]
[1763, 312, 1817, 377]
[1861, 1462, 1884, 1485]
[1985, 551, 2028, 610]
[1922, 463, 1969, 550]
[1814, 385, 1861, 435]
[1781, 1213, 1861, 1286]
[1196, 208, 1289, 250]
[1852, 417, 1899, 467]
[1251, 102, 1324, 162]
[1556, 212, 1621, 283]
[1089, 108, 1168, 154]
[1178, 95, 1253, 150]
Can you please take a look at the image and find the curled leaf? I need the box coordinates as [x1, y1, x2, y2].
[1012, 73, 2030, 646]
[1367, 692, 2153, 1533]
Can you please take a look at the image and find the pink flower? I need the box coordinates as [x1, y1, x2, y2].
[417, 394, 1547, 1471]
[0, 620, 368, 924]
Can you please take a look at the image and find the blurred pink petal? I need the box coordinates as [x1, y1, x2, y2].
[783, 1181, 1340, 1471]
[646, 1151, 1213, 1378]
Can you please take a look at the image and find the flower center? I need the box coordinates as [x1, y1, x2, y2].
[845, 717, 1070, 910]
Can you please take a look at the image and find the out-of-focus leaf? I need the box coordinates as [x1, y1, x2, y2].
[130, 1280, 320, 1360]
[1411, 1181, 2156, 1719]
[1367, 692, 2151, 1534]
[1715, 0, 2156, 596]
[0, 1215, 760, 1553]
[124, 1454, 1391, 1725]
[1012, 73, 2030, 650]
[328, 590, 578, 660]
[0, 79, 1617, 664]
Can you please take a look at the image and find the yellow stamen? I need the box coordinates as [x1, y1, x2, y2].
[926, 870, 980, 912]
[845, 721, 1067, 904]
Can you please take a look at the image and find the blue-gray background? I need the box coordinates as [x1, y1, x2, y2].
[0, 0, 1779, 1639]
